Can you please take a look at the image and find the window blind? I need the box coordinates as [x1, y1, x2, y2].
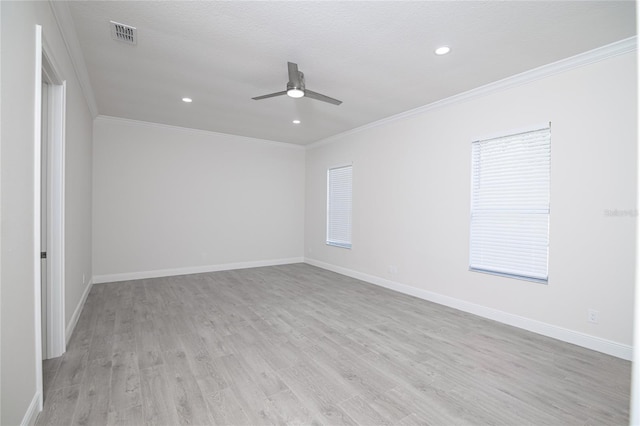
[470, 127, 550, 283]
[327, 165, 352, 249]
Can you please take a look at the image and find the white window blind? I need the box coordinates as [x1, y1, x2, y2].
[327, 165, 352, 249]
[470, 126, 550, 283]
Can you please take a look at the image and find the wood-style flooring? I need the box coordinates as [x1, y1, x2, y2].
[36, 263, 630, 425]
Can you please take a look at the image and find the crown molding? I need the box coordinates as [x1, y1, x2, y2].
[49, 0, 99, 117]
[307, 36, 637, 150]
[95, 115, 306, 150]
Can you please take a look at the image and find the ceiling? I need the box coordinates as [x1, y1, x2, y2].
[67, 1, 636, 145]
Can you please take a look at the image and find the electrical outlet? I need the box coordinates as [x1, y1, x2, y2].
[82, 273, 86, 284]
[388, 265, 398, 274]
[587, 309, 599, 324]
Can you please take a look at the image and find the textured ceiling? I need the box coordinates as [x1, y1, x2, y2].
[67, 1, 636, 145]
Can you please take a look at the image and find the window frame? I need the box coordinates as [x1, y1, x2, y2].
[469, 125, 551, 284]
[326, 164, 353, 249]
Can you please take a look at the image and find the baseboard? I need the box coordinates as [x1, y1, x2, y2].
[65, 278, 93, 345]
[305, 258, 632, 361]
[20, 391, 41, 426]
[92, 257, 305, 284]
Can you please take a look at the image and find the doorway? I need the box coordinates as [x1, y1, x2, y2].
[39, 36, 66, 362]
[41, 75, 48, 359]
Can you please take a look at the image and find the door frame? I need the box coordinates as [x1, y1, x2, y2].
[34, 25, 67, 409]
[41, 35, 66, 360]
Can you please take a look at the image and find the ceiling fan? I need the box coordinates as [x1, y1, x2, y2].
[252, 62, 342, 105]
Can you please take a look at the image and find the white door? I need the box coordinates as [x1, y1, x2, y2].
[40, 76, 49, 359]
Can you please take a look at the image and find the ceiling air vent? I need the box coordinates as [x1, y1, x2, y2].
[110, 21, 137, 45]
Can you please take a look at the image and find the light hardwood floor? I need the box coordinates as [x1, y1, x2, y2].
[36, 263, 630, 425]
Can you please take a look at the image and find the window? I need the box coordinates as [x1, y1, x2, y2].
[470, 126, 550, 283]
[327, 165, 352, 248]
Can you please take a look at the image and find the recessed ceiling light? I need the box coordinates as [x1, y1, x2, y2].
[292, 120, 301, 124]
[182, 97, 193, 103]
[435, 46, 451, 55]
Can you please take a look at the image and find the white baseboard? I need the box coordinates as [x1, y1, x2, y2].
[305, 258, 632, 361]
[65, 278, 93, 345]
[21, 391, 41, 426]
[92, 257, 305, 284]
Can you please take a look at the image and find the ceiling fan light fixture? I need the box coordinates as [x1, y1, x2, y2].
[253, 62, 341, 105]
[435, 46, 451, 55]
[287, 88, 304, 98]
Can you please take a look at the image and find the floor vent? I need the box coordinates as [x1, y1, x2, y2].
[110, 21, 137, 45]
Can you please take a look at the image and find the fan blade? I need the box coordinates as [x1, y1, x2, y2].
[252, 91, 287, 100]
[304, 89, 342, 105]
[288, 62, 301, 87]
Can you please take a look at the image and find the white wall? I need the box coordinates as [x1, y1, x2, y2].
[56, 26, 94, 333]
[305, 51, 637, 354]
[1, 1, 94, 424]
[92, 117, 305, 281]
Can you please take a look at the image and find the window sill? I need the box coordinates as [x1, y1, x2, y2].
[326, 241, 352, 249]
[469, 267, 548, 284]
